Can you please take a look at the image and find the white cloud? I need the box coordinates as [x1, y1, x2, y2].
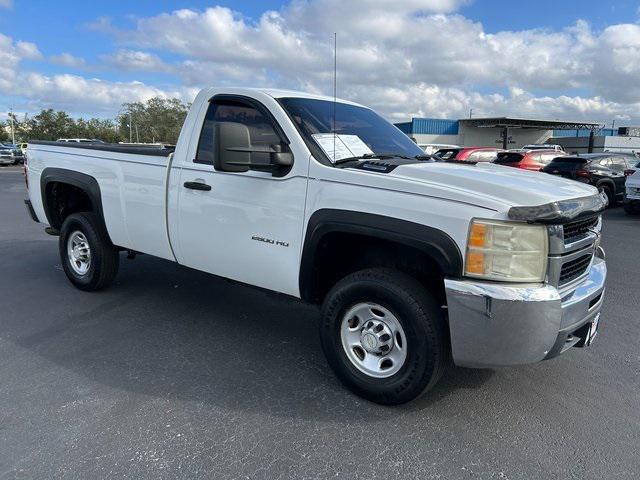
[50, 53, 86, 68]
[363, 83, 638, 123]
[0, 34, 42, 91]
[0, 0, 13, 9]
[0, 34, 192, 115]
[100, 49, 171, 72]
[13, 73, 194, 114]
[92, 3, 640, 122]
[5, 1, 640, 123]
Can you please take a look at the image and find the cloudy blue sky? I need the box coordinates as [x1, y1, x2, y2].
[2, 0, 640, 124]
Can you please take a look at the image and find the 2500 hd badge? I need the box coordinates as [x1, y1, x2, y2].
[251, 235, 290, 247]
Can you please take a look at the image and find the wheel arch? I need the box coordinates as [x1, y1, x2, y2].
[40, 168, 110, 238]
[299, 209, 463, 304]
[596, 178, 616, 193]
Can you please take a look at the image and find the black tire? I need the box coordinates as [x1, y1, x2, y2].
[59, 212, 119, 291]
[599, 185, 615, 207]
[320, 268, 448, 405]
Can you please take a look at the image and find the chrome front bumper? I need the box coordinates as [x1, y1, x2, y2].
[444, 249, 607, 368]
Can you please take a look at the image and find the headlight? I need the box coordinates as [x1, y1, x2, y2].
[465, 219, 548, 282]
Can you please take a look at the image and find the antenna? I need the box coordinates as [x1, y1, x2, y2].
[333, 32, 337, 161]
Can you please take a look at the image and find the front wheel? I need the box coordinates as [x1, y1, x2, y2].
[320, 268, 448, 405]
[59, 212, 119, 291]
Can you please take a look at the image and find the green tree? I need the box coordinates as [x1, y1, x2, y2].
[23, 109, 76, 140]
[10, 96, 189, 144]
[0, 120, 8, 143]
[118, 97, 189, 144]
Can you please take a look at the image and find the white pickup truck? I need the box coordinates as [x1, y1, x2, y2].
[24, 88, 608, 405]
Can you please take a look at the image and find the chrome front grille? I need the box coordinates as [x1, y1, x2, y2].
[562, 216, 599, 244]
[546, 215, 601, 289]
[559, 254, 592, 285]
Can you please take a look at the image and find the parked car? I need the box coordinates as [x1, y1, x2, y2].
[495, 149, 566, 171]
[624, 163, 640, 214]
[541, 153, 637, 206]
[433, 146, 503, 162]
[1, 143, 25, 165]
[0, 147, 14, 166]
[418, 143, 461, 156]
[523, 143, 564, 152]
[12, 149, 24, 164]
[25, 87, 607, 405]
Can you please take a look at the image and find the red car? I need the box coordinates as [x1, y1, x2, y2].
[433, 147, 503, 163]
[495, 149, 566, 171]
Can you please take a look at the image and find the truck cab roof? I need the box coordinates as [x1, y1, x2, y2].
[196, 87, 368, 108]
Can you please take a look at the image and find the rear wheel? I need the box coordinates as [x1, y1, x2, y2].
[320, 268, 448, 405]
[59, 212, 119, 291]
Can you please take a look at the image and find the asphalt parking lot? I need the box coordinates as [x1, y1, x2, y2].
[1, 166, 639, 479]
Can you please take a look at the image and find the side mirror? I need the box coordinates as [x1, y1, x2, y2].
[214, 122, 293, 176]
[214, 122, 251, 173]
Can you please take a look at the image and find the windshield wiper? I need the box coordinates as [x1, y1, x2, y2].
[333, 153, 412, 166]
[333, 153, 379, 165]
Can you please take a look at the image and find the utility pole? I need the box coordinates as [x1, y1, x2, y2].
[135, 124, 139, 143]
[469, 108, 473, 119]
[10, 106, 15, 144]
[129, 112, 133, 143]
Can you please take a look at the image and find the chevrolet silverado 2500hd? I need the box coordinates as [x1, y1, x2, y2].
[24, 88, 608, 405]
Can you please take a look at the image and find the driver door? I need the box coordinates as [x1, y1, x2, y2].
[175, 97, 308, 297]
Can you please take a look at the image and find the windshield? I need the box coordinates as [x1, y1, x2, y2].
[544, 157, 589, 170]
[279, 97, 424, 163]
[433, 149, 461, 160]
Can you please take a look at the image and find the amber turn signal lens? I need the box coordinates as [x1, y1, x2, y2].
[465, 251, 485, 275]
[468, 223, 487, 248]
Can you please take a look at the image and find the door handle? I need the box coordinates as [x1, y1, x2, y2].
[183, 181, 211, 191]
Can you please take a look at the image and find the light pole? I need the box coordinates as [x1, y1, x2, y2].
[10, 107, 15, 144]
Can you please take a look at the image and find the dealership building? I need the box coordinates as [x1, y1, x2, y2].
[395, 117, 640, 154]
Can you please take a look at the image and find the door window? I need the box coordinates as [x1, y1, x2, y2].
[467, 150, 499, 162]
[609, 157, 627, 173]
[195, 99, 283, 167]
[538, 153, 561, 165]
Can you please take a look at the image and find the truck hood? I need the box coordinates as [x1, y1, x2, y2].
[390, 161, 598, 210]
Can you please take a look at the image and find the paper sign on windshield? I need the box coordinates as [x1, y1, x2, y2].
[312, 133, 374, 163]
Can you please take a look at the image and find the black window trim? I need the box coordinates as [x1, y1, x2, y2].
[193, 94, 292, 167]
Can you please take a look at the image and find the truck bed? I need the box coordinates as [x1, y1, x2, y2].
[27, 140, 176, 261]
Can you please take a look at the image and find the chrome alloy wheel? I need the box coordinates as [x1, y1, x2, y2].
[67, 231, 92, 275]
[340, 302, 408, 378]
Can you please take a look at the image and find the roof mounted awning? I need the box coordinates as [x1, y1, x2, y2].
[460, 117, 603, 130]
